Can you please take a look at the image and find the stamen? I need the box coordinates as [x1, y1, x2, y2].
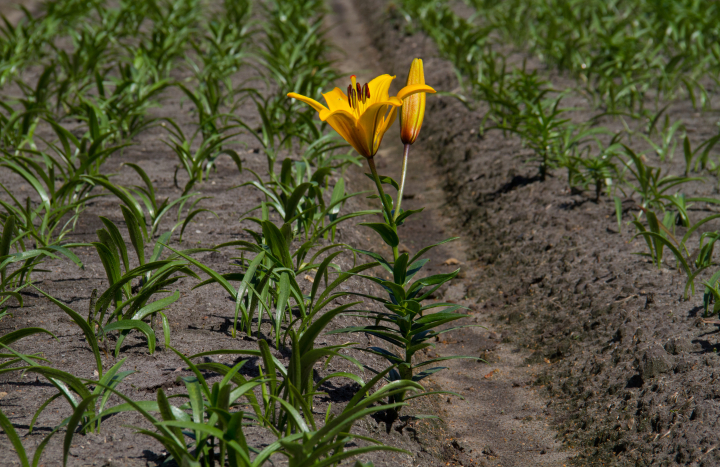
[347, 76, 366, 112]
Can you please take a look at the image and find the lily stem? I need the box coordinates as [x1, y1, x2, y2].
[367, 157, 399, 261]
[394, 144, 411, 223]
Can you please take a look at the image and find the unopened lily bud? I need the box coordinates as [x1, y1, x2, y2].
[400, 58, 432, 145]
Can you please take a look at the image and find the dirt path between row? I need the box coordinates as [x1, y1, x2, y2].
[326, 1, 573, 465]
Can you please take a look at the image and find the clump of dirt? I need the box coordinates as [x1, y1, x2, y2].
[356, 0, 720, 465]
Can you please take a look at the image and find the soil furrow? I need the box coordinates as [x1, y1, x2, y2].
[326, 1, 573, 465]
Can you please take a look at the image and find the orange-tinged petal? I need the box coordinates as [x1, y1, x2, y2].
[384, 104, 399, 129]
[396, 83, 436, 100]
[372, 106, 398, 155]
[366, 74, 395, 105]
[322, 110, 372, 158]
[399, 59, 434, 145]
[318, 107, 355, 122]
[287, 92, 328, 114]
[357, 101, 396, 157]
[322, 88, 351, 113]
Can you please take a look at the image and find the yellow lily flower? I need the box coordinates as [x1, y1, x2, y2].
[287, 74, 434, 159]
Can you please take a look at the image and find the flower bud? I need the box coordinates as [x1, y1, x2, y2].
[400, 58, 428, 145]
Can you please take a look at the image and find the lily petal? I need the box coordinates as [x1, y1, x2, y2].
[357, 101, 394, 155]
[373, 107, 398, 154]
[318, 107, 355, 122]
[396, 84, 436, 100]
[367, 74, 395, 105]
[322, 88, 352, 113]
[287, 92, 328, 113]
[322, 109, 372, 157]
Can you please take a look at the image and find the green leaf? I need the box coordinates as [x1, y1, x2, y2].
[395, 208, 423, 225]
[93, 242, 122, 299]
[283, 182, 313, 222]
[99, 217, 130, 273]
[41, 245, 83, 270]
[83, 176, 147, 239]
[159, 311, 171, 348]
[614, 196, 623, 233]
[310, 251, 342, 305]
[121, 205, 145, 266]
[163, 244, 236, 296]
[233, 251, 266, 338]
[1, 160, 50, 205]
[274, 272, 291, 347]
[409, 237, 459, 265]
[351, 248, 393, 274]
[150, 232, 172, 263]
[63, 395, 99, 466]
[123, 163, 156, 205]
[32, 286, 103, 377]
[95, 261, 178, 314]
[299, 302, 362, 356]
[328, 178, 345, 215]
[183, 376, 204, 427]
[406, 258, 428, 283]
[381, 281, 406, 303]
[0, 327, 55, 347]
[104, 320, 156, 355]
[0, 214, 15, 259]
[364, 172, 399, 190]
[393, 253, 409, 285]
[156, 388, 185, 448]
[22, 365, 91, 400]
[408, 269, 460, 296]
[360, 223, 399, 247]
[261, 221, 293, 268]
[131, 291, 180, 321]
[0, 408, 29, 467]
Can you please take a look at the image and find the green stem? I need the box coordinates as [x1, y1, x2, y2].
[394, 144, 411, 222]
[367, 157, 399, 260]
[367, 157, 393, 221]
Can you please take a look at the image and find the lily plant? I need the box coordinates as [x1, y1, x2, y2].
[289, 59, 478, 419]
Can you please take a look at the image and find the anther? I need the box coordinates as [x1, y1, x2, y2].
[347, 85, 353, 107]
[364, 83, 370, 99]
